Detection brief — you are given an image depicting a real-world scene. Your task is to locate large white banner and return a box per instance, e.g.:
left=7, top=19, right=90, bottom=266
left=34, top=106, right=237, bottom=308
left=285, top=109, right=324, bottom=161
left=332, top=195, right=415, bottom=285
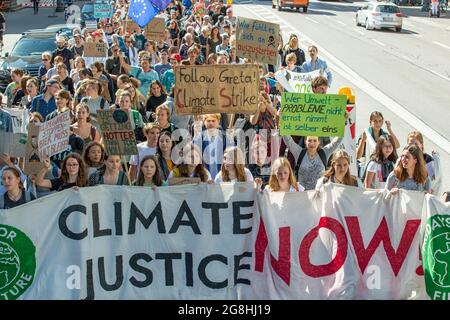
left=0, top=183, right=440, bottom=300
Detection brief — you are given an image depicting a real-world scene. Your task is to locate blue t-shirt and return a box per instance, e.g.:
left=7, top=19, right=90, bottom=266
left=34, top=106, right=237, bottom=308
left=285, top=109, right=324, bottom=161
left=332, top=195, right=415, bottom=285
left=129, top=66, right=160, bottom=98
left=154, top=63, right=171, bottom=80
left=30, top=94, right=57, bottom=119
left=161, top=69, right=175, bottom=94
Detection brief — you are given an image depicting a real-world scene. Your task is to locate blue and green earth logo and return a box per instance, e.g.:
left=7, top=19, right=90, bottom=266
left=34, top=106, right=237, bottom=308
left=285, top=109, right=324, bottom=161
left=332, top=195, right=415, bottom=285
left=422, top=215, right=450, bottom=300
left=0, top=225, right=36, bottom=300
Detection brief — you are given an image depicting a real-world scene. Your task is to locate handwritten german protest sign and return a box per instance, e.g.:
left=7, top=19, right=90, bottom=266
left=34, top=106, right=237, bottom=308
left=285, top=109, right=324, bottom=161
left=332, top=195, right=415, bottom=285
left=84, top=42, right=107, bottom=57
left=174, top=64, right=259, bottom=115
left=94, top=4, right=113, bottom=19
left=3, top=107, right=29, bottom=133
left=38, top=112, right=70, bottom=158
left=235, top=17, right=279, bottom=65
left=125, top=19, right=141, bottom=34
left=97, top=109, right=138, bottom=156
left=144, top=17, right=166, bottom=42
left=280, top=92, right=347, bottom=137
left=0, top=132, right=27, bottom=157
left=275, top=69, right=321, bottom=93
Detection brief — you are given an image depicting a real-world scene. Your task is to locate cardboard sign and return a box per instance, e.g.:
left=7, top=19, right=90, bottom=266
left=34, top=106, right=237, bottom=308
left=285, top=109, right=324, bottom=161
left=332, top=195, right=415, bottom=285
left=279, top=93, right=347, bottom=137
left=24, top=122, right=45, bottom=176
left=168, top=177, right=201, bottom=186
left=38, top=111, right=71, bottom=158
left=174, top=64, right=259, bottom=115
left=83, top=42, right=107, bottom=57
left=125, top=19, right=141, bottom=34
left=85, top=20, right=98, bottom=31
left=144, top=17, right=166, bottom=42
left=236, top=17, right=280, bottom=65
left=0, top=132, right=27, bottom=157
left=94, top=4, right=113, bottom=18
left=97, top=109, right=138, bottom=156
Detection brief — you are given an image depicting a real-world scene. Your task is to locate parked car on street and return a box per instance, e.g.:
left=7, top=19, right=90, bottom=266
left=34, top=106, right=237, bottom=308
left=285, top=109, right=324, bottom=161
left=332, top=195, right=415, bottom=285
left=0, top=31, right=57, bottom=93
left=356, top=2, right=403, bottom=32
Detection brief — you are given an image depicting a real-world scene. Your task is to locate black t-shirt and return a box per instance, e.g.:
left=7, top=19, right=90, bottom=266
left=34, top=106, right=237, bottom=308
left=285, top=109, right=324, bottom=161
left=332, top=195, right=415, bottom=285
left=2, top=192, right=36, bottom=209
left=145, top=94, right=167, bottom=113
left=105, top=56, right=130, bottom=76
left=61, top=76, right=75, bottom=95
left=52, top=48, right=75, bottom=72
left=50, top=178, right=77, bottom=192
left=51, top=134, right=85, bottom=168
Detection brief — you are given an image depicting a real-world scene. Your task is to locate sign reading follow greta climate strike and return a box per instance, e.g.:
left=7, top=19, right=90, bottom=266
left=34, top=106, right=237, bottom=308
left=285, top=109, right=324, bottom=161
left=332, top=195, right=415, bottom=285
left=1, top=184, right=448, bottom=300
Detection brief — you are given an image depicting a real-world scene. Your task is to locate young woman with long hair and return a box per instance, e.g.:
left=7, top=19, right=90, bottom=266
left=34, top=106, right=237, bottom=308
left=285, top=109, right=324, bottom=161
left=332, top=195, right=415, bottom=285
left=71, top=103, right=100, bottom=145
left=214, top=147, right=254, bottom=183
left=145, top=80, right=167, bottom=114
left=156, top=131, right=174, bottom=181
left=83, top=141, right=106, bottom=176
left=89, top=154, right=129, bottom=186
left=265, top=157, right=304, bottom=192
left=36, top=153, right=88, bottom=191
left=1, top=166, right=36, bottom=209
left=168, top=143, right=212, bottom=182
left=134, top=155, right=166, bottom=187
left=385, top=144, right=431, bottom=194
left=364, top=135, right=398, bottom=189
left=316, top=150, right=361, bottom=189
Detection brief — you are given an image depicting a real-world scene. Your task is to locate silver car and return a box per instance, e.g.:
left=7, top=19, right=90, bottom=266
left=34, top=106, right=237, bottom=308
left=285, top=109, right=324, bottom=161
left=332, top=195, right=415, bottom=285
left=356, top=2, right=403, bottom=32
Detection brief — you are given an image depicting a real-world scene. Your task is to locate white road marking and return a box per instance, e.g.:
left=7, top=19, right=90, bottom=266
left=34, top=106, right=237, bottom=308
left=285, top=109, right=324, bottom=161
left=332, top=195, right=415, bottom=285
left=336, top=20, right=346, bottom=26
left=398, top=54, right=414, bottom=64
left=432, top=41, right=450, bottom=50
left=412, top=34, right=423, bottom=38
left=429, top=69, right=450, bottom=82
left=371, top=39, right=386, bottom=47
left=245, top=4, right=450, bottom=153
left=305, top=17, right=319, bottom=24
left=353, top=28, right=365, bottom=35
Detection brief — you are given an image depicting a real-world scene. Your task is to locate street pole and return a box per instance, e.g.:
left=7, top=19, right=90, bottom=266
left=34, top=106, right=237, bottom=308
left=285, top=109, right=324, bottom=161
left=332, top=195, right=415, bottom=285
left=48, top=0, right=58, bottom=17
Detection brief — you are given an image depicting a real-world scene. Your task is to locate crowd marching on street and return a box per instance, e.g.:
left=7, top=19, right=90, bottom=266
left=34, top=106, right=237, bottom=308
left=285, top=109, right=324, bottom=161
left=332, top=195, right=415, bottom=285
left=0, top=0, right=448, bottom=211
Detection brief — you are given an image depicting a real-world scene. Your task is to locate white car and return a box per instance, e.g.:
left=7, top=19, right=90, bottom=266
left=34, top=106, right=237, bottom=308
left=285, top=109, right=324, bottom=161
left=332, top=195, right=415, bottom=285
left=356, top=2, right=403, bottom=32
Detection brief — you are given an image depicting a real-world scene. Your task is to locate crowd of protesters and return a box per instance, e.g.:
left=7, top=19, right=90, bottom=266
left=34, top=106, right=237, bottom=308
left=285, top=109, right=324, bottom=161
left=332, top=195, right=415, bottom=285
left=0, top=0, right=446, bottom=209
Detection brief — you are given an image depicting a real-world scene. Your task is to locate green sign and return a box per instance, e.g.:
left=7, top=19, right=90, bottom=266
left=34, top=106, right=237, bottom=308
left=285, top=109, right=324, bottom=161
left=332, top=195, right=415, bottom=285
left=94, top=4, right=113, bottom=18
left=279, top=92, right=347, bottom=137
left=0, top=224, right=36, bottom=300
left=422, top=214, right=450, bottom=300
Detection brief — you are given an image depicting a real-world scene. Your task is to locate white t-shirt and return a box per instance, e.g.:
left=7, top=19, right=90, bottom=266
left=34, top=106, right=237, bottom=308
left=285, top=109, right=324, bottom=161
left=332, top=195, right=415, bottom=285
left=129, top=142, right=157, bottom=170
left=214, top=168, right=254, bottom=183
left=264, top=182, right=305, bottom=192
left=366, top=161, right=386, bottom=189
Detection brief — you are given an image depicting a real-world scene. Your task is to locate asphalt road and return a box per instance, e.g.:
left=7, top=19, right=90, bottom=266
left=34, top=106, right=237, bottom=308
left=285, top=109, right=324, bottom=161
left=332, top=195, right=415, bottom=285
left=235, top=0, right=450, bottom=192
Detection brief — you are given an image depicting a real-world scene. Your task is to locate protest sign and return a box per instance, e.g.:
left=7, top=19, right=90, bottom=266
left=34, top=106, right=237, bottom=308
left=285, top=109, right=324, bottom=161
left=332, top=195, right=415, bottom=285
left=174, top=64, right=259, bottom=115
left=275, top=69, right=321, bottom=94
left=97, top=109, right=138, bottom=156
left=24, top=122, right=45, bottom=176
left=125, top=19, right=141, bottom=34
left=0, top=132, right=27, bottom=157
left=0, top=183, right=432, bottom=300
left=94, top=4, right=113, bottom=18
left=83, top=42, right=107, bottom=57
left=168, top=177, right=201, bottom=186
left=235, top=17, right=279, bottom=65
left=3, top=107, right=29, bottom=133
left=85, top=20, right=98, bottom=31
left=37, top=111, right=70, bottom=158
left=144, top=17, right=166, bottom=42
left=279, top=92, right=347, bottom=137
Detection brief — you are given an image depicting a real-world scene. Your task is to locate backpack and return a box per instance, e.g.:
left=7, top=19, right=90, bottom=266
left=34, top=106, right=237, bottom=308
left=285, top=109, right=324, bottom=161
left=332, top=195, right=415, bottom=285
left=0, top=190, right=32, bottom=209
left=294, top=148, right=327, bottom=178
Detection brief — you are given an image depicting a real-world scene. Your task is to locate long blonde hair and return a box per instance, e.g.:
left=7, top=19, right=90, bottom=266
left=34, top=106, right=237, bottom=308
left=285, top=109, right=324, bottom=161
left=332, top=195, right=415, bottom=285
left=268, top=157, right=297, bottom=191
left=323, top=150, right=358, bottom=186
left=221, top=147, right=247, bottom=182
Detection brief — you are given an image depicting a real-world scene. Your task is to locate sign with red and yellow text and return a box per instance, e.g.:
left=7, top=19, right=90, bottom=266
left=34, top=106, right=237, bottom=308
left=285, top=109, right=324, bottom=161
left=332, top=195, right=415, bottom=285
left=174, top=64, right=259, bottom=115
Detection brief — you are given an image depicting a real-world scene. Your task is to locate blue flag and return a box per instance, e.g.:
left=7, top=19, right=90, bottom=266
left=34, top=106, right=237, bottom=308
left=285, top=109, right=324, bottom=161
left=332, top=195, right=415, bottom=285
left=128, top=0, right=160, bottom=28
left=150, top=0, right=172, bottom=11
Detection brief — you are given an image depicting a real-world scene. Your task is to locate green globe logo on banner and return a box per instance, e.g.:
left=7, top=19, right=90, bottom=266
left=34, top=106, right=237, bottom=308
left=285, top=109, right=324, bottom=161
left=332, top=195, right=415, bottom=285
left=422, top=215, right=450, bottom=300
left=0, top=225, right=36, bottom=300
